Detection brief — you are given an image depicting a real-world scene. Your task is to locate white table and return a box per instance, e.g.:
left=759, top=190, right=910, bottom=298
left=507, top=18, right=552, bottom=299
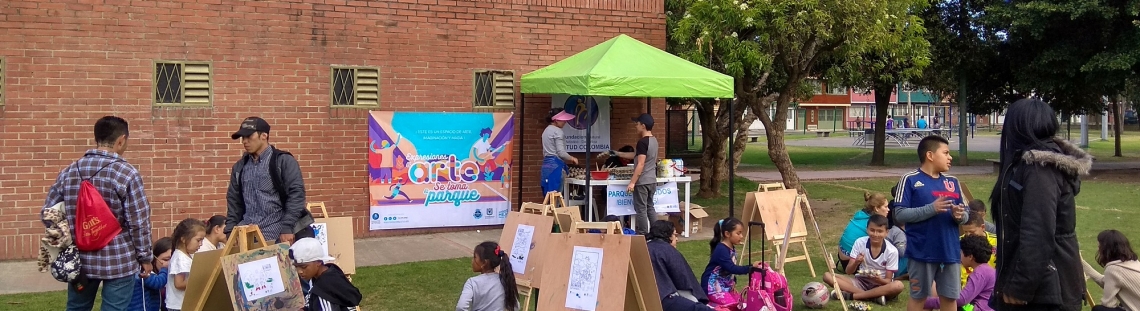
left=563, top=176, right=695, bottom=237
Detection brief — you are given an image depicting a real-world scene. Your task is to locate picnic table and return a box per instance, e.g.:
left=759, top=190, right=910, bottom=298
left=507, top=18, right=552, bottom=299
left=852, top=128, right=952, bottom=147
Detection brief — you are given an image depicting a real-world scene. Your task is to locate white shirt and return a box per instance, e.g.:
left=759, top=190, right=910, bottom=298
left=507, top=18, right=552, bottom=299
left=473, top=139, right=492, bottom=155
left=848, top=236, right=899, bottom=275
left=196, top=241, right=223, bottom=253
left=166, top=249, right=193, bottom=310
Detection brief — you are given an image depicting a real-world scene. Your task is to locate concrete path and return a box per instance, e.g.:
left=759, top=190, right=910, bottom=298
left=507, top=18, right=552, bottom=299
left=783, top=134, right=1003, bottom=152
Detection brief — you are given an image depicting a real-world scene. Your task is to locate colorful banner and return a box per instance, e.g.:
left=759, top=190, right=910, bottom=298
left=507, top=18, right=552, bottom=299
left=604, top=182, right=681, bottom=216
left=551, top=95, right=611, bottom=152
left=367, top=111, right=514, bottom=230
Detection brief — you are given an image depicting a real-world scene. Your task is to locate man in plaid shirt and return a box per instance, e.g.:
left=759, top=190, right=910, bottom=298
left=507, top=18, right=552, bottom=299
left=42, top=116, right=153, bottom=311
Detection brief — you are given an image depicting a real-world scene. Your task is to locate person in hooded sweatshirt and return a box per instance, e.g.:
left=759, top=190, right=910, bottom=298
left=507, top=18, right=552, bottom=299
left=290, top=238, right=362, bottom=311
left=646, top=220, right=715, bottom=311
left=1082, top=230, right=1140, bottom=311
left=989, top=98, right=1091, bottom=311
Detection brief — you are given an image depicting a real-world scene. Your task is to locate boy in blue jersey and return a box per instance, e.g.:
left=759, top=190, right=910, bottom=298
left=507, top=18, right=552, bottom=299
left=893, top=135, right=969, bottom=311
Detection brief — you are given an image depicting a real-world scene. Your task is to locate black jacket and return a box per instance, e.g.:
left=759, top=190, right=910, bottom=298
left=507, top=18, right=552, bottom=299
left=647, top=239, right=710, bottom=303
left=991, top=138, right=1091, bottom=311
left=225, top=146, right=314, bottom=236
left=307, top=264, right=362, bottom=311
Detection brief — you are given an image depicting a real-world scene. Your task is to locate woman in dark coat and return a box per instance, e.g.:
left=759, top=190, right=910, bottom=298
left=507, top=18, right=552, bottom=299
left=989, top=98, right=1092, bottom=311
left=646, top=220, right=714, bottom=311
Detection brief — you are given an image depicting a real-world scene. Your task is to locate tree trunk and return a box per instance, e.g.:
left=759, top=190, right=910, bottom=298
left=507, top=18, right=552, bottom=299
left=1114, top=99, right=1124, bottom=157
left=699, top=132, right=728, bottom=198
left=753, top=91, right=803, bottom=193
left=731, top=111, right=758, bottom=173
left=870, top=84, right=893, bottom=166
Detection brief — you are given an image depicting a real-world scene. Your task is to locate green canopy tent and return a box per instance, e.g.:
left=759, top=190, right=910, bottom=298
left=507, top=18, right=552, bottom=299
left=516, top=34, right=743, bottom=218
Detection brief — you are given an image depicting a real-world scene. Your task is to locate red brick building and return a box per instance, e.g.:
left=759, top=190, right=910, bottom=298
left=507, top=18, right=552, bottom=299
left=0, top=0, right=666, bottom=260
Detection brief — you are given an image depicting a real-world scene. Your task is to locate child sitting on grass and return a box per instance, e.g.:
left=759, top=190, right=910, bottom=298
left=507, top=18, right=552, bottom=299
left=291, top=238, right=362, bottom=311
left=925, top=235, right=995, bottom=311
left=966, top=199, right=997, bottom=234
left=823, top=214, right=904, bottom=306
left=837, top=192, right=891, bottom=272
left=1082, top=229, right=1140, bottom=311
left=701, top=218, right=763, bottom=310
left=959, top=208, right=997, bottom=287
left=456, top=241, right=519, bottom=311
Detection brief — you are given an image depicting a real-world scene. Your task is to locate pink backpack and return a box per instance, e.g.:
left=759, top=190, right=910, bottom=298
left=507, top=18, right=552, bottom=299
left=741, top=221, right=793, bottom=311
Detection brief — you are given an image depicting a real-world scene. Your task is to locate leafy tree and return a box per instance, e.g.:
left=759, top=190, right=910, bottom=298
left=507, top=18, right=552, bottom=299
left=671, top=0, right=932, bottom=192
left=823, top=0, right=932, bottom=166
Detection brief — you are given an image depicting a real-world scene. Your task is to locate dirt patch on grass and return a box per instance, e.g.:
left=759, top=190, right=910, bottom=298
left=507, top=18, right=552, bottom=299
left=1087, top=169, right=1140, bottom=183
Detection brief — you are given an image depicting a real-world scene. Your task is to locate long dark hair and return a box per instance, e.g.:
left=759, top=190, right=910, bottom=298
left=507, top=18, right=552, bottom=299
left=991, top=98, right=1059, bottom=207
left=171, top=218, right=206, bottom=251
left=206, top=215, right=226, bottom=234
left=152, top=237, right=173, bottom=270
left=1096, top=230, right=1138, bottom=267
left=710, top=217, right=743, bottom=252
left=475, top=241, right=518, bottom=311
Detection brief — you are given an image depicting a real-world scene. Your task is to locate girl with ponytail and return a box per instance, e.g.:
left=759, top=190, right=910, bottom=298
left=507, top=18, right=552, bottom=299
left=457, top=241, right=520, bottom=311
left=700, top=217, right=760, bottom=310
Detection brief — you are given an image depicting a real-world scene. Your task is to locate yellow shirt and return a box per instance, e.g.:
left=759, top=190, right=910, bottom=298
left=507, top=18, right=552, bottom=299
left=960, top=232, right=998, bottom=287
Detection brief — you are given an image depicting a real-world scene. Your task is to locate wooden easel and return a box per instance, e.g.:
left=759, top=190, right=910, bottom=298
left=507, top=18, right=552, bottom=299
left=560, top=224, right=657, bottom=311
left=570, top=221, right=622, bottom=234
left=306, top=202, right=329, bottom=218
left=183, top=225, right=270, bottom=311
left=741, top=183, right=848, bottom=311
left=517, top=279, right=537, bottom=311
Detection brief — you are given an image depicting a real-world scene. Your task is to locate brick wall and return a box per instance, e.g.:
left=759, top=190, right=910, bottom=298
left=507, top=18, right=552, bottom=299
left=0, top=0, right=665, bottom=260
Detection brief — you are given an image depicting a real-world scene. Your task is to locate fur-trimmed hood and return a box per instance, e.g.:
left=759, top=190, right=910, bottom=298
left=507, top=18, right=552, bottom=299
left=1020, top=137, right=1093, bottom=176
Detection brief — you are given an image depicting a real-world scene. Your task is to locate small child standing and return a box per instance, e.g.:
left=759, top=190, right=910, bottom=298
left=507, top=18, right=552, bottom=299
left=701, top=218, right=762, bottom=310
left=924, top=235, right=995, bottom=311
left=456, top=241, right=519, bottom=311
left=198, top=215, right=227, bottom=252
left=290, top=238, right=362, bottom=311
left=894, top=136, right=968, bottom=311
left=167, top=219, right=206, bottom=311
left=823, top=215, right=904, bottom=305
left=130, top=237, right=173, bottom=311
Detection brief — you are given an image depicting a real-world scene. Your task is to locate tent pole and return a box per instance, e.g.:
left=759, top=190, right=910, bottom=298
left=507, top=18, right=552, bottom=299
left=516, top=93, right=525, bottom=210
left=646, top=97, right=651, bottom=112
left=728, top=98, right=735, bottom=218
left=584, top=96, right=593, bottom=221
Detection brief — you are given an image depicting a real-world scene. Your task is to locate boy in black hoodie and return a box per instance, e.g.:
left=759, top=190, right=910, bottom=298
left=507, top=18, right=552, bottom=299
left=290, top=238, right=363, bottom=311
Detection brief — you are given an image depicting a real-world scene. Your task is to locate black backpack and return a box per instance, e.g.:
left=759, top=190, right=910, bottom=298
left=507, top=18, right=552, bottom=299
left=265, top=148, right=313, bottom=223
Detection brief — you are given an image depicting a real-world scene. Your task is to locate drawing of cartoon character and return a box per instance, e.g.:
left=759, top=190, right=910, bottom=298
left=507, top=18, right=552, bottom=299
left=370, top=133, right=403, bottom=184
left=384, top=178, right=412, bottom=202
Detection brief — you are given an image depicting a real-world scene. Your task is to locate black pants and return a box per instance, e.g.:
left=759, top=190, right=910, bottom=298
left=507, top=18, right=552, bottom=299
left=662, top=295, right=714, bottom=311
left=1092, top=306, right=1126, bottom=311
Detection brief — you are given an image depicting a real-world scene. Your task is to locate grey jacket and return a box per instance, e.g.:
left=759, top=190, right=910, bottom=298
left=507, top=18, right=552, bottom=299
left=225, top=146, right=314, bottom=236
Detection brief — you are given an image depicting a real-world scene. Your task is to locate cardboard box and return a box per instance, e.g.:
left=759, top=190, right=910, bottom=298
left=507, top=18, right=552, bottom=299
left=668, top=204, right=709, bottom=234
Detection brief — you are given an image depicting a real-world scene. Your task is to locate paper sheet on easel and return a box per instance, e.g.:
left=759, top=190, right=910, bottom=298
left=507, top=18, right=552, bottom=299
left=236, top=257, right=286, bottom=301
left=510, top=224, right=535, bottom=274
left=566, top=246, right=604, bottom=310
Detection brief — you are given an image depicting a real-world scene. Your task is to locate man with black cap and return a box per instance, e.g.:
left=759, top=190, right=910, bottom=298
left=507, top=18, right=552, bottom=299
left=225, top=117, right=315, bottom=245
left=605, top=113, right=659, bottom=234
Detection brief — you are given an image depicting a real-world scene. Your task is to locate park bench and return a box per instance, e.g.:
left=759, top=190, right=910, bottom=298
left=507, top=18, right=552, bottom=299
left=986, top=159, right=1001, bottom=173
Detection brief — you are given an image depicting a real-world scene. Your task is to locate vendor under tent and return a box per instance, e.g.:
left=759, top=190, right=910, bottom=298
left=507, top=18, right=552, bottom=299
left=516, top=34, right=737, bottom=236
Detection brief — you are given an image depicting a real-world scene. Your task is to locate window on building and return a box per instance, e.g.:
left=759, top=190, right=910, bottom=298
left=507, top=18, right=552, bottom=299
left=807, top=79, right=823, bottom=95
left=473, top=70, right=515, bottom=108
left=331, top=67, right=380, bottom=107
left=154, top=61, right=211, bottom=106
left=827, top=82, right=847, bottom=95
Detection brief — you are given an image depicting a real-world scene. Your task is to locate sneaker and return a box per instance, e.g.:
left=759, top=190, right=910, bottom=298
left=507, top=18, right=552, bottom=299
left=831, top=290, right=853, bottom=301
left=873, top=296, right=887, bottom=306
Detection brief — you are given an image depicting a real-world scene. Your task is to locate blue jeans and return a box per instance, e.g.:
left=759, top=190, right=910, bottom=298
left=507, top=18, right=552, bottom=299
left=67, top=275, right=136, bottom=311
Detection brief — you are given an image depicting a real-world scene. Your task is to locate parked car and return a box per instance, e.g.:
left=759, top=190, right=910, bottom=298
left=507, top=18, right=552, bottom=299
left=1125, top=110, right=1138, bottom=125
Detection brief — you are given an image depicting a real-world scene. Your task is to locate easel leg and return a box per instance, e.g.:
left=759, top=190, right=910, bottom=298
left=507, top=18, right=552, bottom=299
left=800, top=196, right=848, bottom=311
left=800, top=240, right=816, bottom=277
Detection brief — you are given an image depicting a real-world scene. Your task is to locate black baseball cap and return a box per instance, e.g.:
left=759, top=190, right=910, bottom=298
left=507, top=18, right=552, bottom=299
left=631, top=113, right=654, bottom=128
left=231, top=117, right=270, bottom=139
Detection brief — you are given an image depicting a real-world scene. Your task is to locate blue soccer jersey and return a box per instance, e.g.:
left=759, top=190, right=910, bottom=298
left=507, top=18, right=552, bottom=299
left=893, top=169, right=964, bottom=263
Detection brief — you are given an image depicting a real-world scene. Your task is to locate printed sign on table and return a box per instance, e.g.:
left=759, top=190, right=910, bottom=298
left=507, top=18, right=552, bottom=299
left=605, top=182, right=681, bottom=216
left=367, top=112, right=515, bottom=230
left=551, top=95, right=611, bottom=152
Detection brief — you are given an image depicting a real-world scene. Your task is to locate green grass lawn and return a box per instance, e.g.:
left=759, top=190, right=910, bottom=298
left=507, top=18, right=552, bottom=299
left=8, top=173, right=1136, bottom=311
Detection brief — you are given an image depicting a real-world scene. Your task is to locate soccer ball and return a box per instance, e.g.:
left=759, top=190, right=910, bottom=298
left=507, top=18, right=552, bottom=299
left=801, top=282, right=830, bottom=309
